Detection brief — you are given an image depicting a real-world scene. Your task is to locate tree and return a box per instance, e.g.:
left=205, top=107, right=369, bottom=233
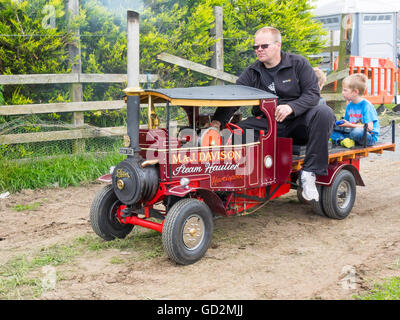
left=0, top=0, right=327, bottom=98
left=0, top=0, right=129, bottom=127
left=0, top=0, right=73, bottom=104
left=140, top=1, right=216, bottom=88
left=211, top=0, right=327, bottom=74
left=139, top=0, right=327, bottom=87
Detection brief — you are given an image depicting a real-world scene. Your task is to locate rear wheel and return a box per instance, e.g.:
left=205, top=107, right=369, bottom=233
left=90, top=184, right=134, bottom=241
left=162, top=198, right=213, bottom=265
left=297, top=184, right=327, bottom=217
left=310, top=185, right=327, bottom=217
left=322, top=169, right=356, bottom=220
left=296, top=187, right=307, bottom=204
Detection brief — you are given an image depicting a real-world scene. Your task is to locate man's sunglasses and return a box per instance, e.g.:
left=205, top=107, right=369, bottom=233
left=253, top=43, right=274, bottom=50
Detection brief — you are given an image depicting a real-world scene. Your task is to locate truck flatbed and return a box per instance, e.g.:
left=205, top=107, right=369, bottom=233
left=292, top=140, right=396, bottom=172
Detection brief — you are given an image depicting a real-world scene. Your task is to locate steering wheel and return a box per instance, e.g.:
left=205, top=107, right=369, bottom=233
left=225, top=122, right=243, bottom=135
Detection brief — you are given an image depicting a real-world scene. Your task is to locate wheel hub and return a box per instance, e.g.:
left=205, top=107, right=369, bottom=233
left=337, top=181, right=351, bottom=209
left=182, top=215, right=205, bottom=250
left=189, top=228, right=197, bottom=237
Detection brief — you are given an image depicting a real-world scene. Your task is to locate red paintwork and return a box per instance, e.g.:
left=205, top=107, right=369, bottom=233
left=138, top=98, right=283, bottom=192
left=117, top=204, right=126, bottom=221
left=117, top=204, right=164, bottom=232
left=105, top=96, right=369, bottom=233
left=316, top=159, right=364, bottom=187
left=226, top=183, right=291, bottom=216
left=123, top=215, right=164, bottom=233
left=98, top=173, right=112, bottom=183
left=106, top=98, right=303, bottom=229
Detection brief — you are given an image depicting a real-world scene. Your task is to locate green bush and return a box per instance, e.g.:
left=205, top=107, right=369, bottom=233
left=0, top=85, right=5, bottom=105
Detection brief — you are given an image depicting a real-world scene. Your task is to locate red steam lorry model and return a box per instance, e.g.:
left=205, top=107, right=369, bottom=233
left=90, top=85, right=396, bottom=265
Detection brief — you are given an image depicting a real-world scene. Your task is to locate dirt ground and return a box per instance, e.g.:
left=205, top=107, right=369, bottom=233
left=1, top=130, right=400, bottom=300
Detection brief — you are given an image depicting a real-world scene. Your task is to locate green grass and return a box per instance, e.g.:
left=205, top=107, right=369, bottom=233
left=0, top=243, right=82, bottom=299
left=0, top=229, right=163, bottom=299
left=109, top=256, right=125, bottom=264
left=76, top=230, right=163, bottom=259
left=356, top=277, right=400, bottom=300
left=0, top=152, right=125, bottom=193
left=13, top=201, right=43, bottom=212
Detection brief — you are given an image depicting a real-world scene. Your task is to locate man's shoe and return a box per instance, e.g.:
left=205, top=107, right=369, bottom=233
left=300, top=170, right=319, bottom=202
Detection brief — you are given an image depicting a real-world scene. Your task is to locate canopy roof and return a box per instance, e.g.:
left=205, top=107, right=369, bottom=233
left=124, top=85, right=277, bottom=107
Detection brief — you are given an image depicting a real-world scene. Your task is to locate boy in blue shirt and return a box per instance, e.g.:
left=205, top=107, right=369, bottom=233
left=331, top=73, right=380, bottom=146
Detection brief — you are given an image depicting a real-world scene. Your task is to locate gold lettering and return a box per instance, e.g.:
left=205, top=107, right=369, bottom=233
left=172, top=149, right=242, bottom=165
left=211, top=151, right=218, bottom=161
left=234, top=150, right=241, bottom=160
left=220, top=150, right=226, bottom=160
left=172, top=154, right=181, bottom=164
left=116, top=169, right=130, bottom=179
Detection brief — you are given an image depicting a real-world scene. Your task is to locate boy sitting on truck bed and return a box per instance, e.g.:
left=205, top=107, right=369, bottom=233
left=331, top=73, right=380, bottom=147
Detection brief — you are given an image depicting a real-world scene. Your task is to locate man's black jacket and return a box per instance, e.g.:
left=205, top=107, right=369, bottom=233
left=212, top=51, right=321, bottom=125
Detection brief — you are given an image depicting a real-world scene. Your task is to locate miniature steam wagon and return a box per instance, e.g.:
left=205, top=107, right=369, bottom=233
left=90, top=85, right=395, bottom=265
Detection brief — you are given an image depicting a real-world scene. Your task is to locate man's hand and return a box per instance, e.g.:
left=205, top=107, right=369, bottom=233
left=275, top=104, right=293, bottom=122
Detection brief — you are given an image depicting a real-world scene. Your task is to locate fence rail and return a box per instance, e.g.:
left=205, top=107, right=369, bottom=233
left=0, top=100, right=126, bottom=116
left=0, top=126, right=126, bottom=145
left=0, top=72, right=158, bottom=146
left=158, top=52, right=238, bottom=83
left=0, top=73, right=159, bottom=85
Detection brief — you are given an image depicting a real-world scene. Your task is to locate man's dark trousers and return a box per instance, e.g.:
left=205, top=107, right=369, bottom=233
left=235, top=104, right=335, bottom=176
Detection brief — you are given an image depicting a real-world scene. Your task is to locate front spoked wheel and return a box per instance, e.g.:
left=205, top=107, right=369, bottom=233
left=162, top=198, right=213, bottom=265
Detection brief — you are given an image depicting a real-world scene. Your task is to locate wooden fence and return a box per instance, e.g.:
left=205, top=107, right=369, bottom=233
left=0, top=73, right=158, bottom=146
left=0, top=6, right=154, bottom=148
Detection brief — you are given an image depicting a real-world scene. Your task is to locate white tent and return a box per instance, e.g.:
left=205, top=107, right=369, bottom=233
left=312, top=0, right=400, bottom=15
left=311, top=0, right=398, bottom=64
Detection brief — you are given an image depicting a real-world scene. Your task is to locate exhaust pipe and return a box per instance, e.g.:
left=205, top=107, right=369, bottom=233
left=111, top=10, right=159, bottom=207
left=126, top=95, right=141, bottom=153
left=126, top=10, right=141, bottom=154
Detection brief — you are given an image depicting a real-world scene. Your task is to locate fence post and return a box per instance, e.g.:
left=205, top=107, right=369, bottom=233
left=334, top=13, right=353, bottom=113
left=211, top=6, right=224, bottom=86
left=67, top=0, right=85, bottom=153
left=330, top=30, right=335, bottom=72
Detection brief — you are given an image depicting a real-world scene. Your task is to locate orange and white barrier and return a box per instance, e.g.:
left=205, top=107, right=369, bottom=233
left=334, top=56, right=397, bottom=104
